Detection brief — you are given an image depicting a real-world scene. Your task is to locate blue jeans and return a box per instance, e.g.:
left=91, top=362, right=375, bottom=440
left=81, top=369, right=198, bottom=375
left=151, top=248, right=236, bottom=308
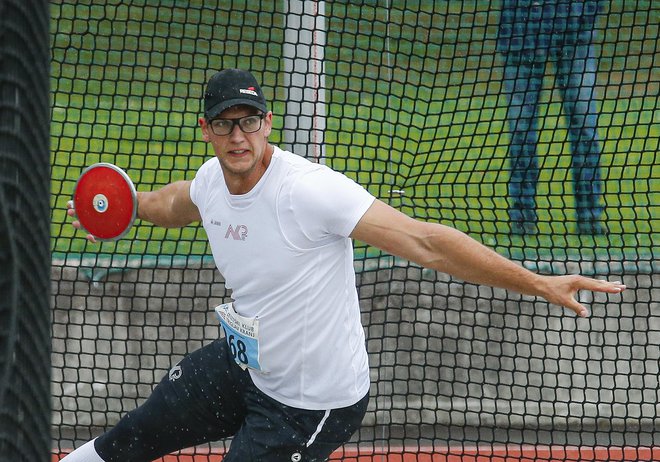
left=502, top=35, right=604, bottom=224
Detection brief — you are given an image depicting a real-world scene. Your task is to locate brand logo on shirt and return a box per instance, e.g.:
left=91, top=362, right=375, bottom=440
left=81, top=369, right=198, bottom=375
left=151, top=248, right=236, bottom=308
left=225, top=224, right=248, bottom=241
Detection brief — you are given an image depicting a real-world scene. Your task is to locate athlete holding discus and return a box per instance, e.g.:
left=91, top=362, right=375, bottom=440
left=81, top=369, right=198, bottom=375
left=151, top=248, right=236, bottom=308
left=63, top=69, right=625, bottom=462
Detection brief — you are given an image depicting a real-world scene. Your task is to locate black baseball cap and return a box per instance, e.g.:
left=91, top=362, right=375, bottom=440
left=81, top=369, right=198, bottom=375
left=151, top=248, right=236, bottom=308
left=203, top=69, right=267, bottom=119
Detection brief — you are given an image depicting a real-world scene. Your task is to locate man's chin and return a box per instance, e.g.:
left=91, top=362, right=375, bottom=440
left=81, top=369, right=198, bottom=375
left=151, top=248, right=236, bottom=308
left=218, top=157, right=256, bottom=176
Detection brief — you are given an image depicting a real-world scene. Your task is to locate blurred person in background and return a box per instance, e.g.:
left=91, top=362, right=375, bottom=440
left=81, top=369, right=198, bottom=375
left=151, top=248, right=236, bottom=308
left=498, top=0, right=606, bottom=235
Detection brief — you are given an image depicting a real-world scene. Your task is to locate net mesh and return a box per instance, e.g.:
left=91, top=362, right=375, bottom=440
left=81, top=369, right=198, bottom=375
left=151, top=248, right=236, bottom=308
left=0, top=0, right=51, bottom=459
left=50, top=1, right=658, bottom=459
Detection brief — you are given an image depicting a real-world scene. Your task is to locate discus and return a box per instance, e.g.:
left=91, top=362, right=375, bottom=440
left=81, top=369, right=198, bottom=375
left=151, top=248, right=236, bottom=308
left=72, top=163, right=137, bottom=241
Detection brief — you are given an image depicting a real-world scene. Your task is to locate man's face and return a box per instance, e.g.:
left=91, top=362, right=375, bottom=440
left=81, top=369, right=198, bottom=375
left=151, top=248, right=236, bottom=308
left=200, top=105, right=272, bottom=179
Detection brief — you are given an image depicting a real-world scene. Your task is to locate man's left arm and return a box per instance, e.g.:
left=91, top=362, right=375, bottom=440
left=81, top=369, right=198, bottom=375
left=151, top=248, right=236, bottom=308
left=350, top=199, right=625, bottom=317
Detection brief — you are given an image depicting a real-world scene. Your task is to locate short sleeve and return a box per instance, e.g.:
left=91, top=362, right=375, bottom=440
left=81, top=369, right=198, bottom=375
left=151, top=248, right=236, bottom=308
left=284, top=166, right=375, bottom=244
left=189, top=157, right=217, bottom=211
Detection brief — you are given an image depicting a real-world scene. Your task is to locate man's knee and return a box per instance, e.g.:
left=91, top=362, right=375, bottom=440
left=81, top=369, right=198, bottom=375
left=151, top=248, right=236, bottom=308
left=95, top=404, right=162, bottom=462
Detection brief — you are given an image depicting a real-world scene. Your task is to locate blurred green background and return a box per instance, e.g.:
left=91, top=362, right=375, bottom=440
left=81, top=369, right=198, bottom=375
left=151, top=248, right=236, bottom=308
left=50, top=1, right=658, bottom=271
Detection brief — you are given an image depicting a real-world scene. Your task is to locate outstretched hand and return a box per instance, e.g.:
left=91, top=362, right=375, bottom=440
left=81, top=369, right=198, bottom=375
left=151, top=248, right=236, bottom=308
left=66, top=200, right=98, bottom=244
left=539, top=275, right=626, bottom=318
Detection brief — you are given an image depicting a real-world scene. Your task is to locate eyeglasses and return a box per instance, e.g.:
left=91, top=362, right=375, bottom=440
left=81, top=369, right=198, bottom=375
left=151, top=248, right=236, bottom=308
left=208, top=114, right=265, bottom=136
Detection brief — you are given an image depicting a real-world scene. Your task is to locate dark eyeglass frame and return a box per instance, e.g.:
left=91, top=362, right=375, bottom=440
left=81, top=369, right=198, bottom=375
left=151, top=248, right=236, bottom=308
left=208, top=113, right=266, bottom=136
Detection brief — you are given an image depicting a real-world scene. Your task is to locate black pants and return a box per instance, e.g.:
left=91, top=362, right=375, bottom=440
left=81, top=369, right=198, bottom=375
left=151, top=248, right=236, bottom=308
left=95, top=339, right=369, bottom=462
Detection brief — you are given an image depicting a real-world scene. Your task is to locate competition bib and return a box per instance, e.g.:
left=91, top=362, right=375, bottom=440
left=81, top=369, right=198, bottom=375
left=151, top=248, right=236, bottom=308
left=214, top=303, right=262, bottom=371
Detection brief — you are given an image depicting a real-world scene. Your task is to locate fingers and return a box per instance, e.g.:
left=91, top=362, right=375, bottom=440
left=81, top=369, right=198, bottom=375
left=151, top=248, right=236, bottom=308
left=568, top=277, right=626, bottom=318
left=594, top=279, right=626, bottom=293
left=67, top=201, right=78, bottom=221
left=66, top=199, right=98, bottom=244
left=567, top=299, right=589, bottom=318
left=543, top=275, right=626, bottom=318
left=576, top=276, right=626, bottom=295
left=556, top=285, right=589, bottom=317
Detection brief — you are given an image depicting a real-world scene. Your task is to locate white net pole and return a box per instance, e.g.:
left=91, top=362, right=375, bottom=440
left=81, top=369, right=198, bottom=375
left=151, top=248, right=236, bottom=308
left=283, top=0, right=326, bottom=162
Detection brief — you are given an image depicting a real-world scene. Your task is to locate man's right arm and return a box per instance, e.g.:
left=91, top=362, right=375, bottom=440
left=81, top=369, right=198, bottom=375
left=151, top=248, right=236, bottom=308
left=137, top=180, right=201, bottom=228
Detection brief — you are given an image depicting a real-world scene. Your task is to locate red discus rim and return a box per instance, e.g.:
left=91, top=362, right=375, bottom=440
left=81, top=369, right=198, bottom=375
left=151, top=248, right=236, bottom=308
left=73, top=163, right=137, bottom=241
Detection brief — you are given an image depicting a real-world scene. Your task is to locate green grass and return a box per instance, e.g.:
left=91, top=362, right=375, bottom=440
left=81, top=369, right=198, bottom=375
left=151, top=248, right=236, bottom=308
left=50, top=1, right=658, bottom=269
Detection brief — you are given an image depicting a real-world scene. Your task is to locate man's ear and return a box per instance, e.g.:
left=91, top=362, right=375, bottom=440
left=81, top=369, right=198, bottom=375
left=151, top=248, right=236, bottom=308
left=263, top=111, right=273, bottom=137
left=199, top=117, right=211, bottom=142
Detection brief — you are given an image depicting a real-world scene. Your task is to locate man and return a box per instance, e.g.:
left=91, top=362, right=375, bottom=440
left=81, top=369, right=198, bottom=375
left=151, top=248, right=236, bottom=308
left=498, top=0, right=605, bottom=234
left=63, top=69, right=624, bottom=461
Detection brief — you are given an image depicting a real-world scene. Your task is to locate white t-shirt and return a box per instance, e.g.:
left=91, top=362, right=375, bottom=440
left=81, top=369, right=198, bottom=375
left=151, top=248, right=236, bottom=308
left=189, top=146, right=376, bottom=410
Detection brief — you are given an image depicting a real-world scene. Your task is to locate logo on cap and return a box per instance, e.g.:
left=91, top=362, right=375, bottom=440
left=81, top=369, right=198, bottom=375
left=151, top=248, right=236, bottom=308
left=204, top=70, right=267, bottom=118
left=240, top=87, right=259, bottom=97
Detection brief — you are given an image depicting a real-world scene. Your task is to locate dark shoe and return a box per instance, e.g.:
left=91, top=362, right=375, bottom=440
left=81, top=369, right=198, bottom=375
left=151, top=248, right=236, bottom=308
left=577, top=220, right=607, bottom=235
left=510, top=221, right=538, bottom=235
